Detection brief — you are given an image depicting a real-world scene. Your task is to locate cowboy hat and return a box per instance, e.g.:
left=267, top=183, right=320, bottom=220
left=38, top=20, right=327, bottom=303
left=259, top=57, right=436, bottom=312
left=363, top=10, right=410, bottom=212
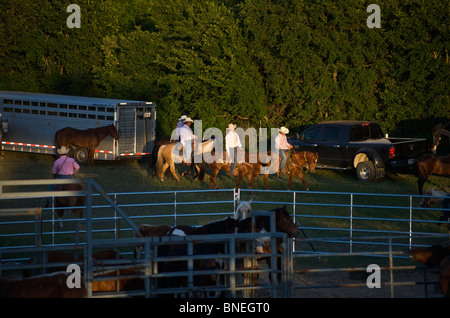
left=57, top=146, right=70, bottom=155
left=183, top=117, right=194, bottom=123
left=227, top=123, right=237, bottom=130
left=178, top=115, right=187, bottom=121
left=279, top=126, right=289, bottom=134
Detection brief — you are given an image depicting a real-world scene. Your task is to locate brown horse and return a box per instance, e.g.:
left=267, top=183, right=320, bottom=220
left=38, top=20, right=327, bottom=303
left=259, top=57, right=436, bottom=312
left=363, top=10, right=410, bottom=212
left=155, top=140, right=214, bottom=181
left=237, top=205, right=299, bottom=288
left=198, top=153, right=257, bottom=190
left=0, top=272, right=87, bottom=298
left=53, top=181, right=86, bottom=229
left=287, top=151, right=319, bottom=190
left=55, top=125, right=119, bottom=166
left=409, top=244, right=450, bottom=298
left=198, top=152, right=269, bottom=190
left=416, top=154, right=450, bottom=194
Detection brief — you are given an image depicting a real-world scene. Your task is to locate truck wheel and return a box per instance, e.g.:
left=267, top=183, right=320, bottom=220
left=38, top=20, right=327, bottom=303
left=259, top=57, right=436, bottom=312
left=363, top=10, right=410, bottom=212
left=356, top=161, right=375, bottom=182
left=74, top=147, right=89, bottom=166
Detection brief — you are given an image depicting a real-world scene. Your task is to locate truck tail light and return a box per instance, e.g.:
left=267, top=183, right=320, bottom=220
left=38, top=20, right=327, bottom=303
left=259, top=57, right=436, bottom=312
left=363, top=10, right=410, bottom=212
left=389, top=146, right=396, bottom=159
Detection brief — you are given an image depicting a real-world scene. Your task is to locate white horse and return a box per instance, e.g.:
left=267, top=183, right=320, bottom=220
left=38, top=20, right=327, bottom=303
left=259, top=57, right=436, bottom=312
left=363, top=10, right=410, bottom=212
left=234, top=199, right=252, bottom=221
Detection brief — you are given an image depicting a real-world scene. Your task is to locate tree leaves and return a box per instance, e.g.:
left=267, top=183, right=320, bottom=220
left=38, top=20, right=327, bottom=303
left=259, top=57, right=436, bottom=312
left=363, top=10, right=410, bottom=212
left=0, top=0, right=448, bottom=138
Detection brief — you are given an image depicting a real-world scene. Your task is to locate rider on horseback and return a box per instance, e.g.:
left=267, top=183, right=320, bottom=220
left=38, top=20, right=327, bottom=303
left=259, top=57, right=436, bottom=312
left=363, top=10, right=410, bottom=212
left=225, top=123, right=243, bottom=176
left=178, top=117, right=197, bottom=164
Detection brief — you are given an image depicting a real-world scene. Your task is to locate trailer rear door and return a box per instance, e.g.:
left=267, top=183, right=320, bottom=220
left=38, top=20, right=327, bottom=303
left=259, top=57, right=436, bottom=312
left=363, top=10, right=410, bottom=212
left=117, top=104, right=155, bottom=157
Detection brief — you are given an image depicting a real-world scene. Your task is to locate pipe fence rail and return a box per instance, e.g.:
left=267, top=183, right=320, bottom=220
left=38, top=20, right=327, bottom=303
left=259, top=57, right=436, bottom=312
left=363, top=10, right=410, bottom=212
left=0, top=179, right=449, bottom=298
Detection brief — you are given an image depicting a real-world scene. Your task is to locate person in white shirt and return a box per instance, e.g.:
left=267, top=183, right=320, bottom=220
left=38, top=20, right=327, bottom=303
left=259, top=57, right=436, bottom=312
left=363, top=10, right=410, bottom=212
left=274, top=126, right=293, bottom=174
left=225, top=123, right=243, bottom=176
left=173, top=115, right=187, bottom=141
left=179, top=117, right=196, bottom=163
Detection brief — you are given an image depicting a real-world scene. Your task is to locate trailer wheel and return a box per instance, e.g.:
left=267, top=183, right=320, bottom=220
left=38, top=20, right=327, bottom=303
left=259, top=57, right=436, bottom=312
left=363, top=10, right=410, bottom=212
left=74, top=147, right=89, bottom=166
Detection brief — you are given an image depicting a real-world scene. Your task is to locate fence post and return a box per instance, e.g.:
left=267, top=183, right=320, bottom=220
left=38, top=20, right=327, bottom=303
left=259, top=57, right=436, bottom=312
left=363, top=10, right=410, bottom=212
left=409, top=195, right=413, bottom=249
left=174, top=191, right=177, bottom=226
left=85, top=179, right=93, bottom=298
left=389, top=237, right=394, bottom=298
left=114, top=194, right=119, bottom=240
left=51, top=197, right=55, bottom=246
left=293, top=191, right=296, bottom=251
left=350, top=193, right=353, bottom=253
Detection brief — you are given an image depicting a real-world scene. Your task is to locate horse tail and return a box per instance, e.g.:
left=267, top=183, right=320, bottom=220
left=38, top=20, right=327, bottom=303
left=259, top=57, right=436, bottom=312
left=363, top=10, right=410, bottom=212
left=54, top=130, right=61, bottom=153
left=155, top=145, right=166, bottom=179
left=151, top=144, right=161, bottom=175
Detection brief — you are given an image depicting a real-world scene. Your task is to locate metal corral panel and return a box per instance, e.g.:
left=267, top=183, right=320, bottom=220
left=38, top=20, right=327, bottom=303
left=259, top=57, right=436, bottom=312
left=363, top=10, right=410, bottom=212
left=0, top=91, right=156, bottom=160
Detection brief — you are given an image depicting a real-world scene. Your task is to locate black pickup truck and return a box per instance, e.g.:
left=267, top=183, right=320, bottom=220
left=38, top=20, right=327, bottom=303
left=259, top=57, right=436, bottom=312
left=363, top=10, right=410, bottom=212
left=288, top=121, right=428, bottom=181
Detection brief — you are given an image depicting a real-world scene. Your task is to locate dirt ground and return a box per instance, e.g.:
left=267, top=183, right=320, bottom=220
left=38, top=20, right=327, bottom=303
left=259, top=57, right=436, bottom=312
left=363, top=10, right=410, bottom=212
left=255, top=264, right=443, bottom=298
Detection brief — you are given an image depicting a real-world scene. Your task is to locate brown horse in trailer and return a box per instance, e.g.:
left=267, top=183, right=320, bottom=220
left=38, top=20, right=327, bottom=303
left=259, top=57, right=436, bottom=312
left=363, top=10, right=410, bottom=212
left=416, top=154, right=450, bottom=194
left=55, top=125, right=119, bottom=166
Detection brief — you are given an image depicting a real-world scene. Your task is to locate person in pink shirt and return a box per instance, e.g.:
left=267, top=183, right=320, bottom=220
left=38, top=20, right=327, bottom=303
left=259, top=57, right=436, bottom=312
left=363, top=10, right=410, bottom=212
left=52, top=146, right=80, bottom=179
left=47, top=146, right=80, bottom=205
left=274, top=126, right=293, bottom=174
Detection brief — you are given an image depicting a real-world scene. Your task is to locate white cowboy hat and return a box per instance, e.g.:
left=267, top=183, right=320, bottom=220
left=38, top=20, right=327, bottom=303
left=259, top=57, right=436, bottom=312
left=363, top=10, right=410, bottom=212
left=183, top=117, right=194, bottom=123
left=57, top=146, right=70, bottom=155
left=178, top=115, right=187, bottom=121
left=279, top=126, right=289, bottom=134
left=227, top=123, right=237, bottom=130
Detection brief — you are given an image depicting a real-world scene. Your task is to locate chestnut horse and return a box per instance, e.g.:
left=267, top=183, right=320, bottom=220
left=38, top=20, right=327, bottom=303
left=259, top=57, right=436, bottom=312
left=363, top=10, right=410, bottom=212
left=155, top=140, right=214, bottom=181
left=55, top=125, right=119, bottom=166
left=416, top=154, right=450, bottom=195
left=287, top=151, right=319, bottom=190
left=198, top=152, right=268, bottom=190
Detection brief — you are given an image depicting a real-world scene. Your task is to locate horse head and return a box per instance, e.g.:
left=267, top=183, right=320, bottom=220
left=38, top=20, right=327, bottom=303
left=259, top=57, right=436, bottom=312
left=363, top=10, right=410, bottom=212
left=274, top=205, right=299, bottom=238
left=235, top=199, right=252, bottom=221
left=109, top=125, right=119, bottom=140
left=304, top=152, right=318, bottom=173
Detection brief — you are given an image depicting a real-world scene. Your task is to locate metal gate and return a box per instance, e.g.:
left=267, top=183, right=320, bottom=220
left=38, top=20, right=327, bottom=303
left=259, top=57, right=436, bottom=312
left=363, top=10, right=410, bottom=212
left=118, top=105, right=155, bottom=157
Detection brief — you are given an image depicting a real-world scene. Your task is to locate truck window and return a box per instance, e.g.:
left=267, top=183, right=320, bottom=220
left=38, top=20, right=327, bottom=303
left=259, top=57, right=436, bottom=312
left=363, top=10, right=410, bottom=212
left=350, top=124, right=384, bottom=141
left=319, top=127, right=341, bottom=142
left=350, top=126, right=369, bottom=141
left=302, top=127, right=321, bottom=142
left=370, top=124, right=384, bottom=139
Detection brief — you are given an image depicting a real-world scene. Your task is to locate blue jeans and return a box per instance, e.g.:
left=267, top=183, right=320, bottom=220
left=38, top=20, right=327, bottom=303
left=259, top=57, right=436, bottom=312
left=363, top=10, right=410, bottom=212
left=279, top=149, right=288, bottom=171
left=49, top=174, right=74, bottom=191
left=229, top=147, right=238, bottom=172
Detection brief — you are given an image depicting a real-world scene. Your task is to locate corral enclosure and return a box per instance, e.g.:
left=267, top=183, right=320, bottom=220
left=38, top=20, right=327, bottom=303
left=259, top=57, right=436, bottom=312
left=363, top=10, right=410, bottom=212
left=1, top=178, right=449, bottom=298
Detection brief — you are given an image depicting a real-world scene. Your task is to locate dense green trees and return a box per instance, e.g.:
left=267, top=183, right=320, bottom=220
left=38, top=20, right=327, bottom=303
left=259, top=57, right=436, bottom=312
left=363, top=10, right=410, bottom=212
left=0, top=0, right=448, bottom=138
